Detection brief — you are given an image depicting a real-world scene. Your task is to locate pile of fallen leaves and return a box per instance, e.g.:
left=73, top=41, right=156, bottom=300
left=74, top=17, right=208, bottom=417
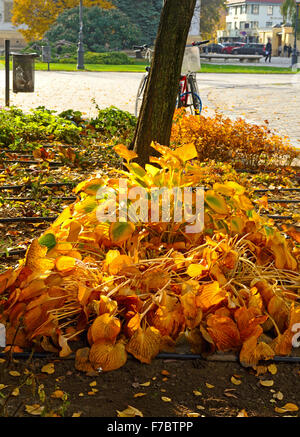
left=0, top=143, right=299, bottom=374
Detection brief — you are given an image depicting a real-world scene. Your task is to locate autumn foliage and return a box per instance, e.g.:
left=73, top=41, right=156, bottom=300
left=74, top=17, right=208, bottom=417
left=0, top=143, right=299, bottom=373
left=171, top=109, right=300, bottom=170
left=12, top=0, right=114, bottom=41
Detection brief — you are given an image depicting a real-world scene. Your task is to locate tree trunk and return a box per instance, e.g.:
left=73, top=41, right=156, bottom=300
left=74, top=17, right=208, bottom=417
left=132, top=0, right=197, bottom=167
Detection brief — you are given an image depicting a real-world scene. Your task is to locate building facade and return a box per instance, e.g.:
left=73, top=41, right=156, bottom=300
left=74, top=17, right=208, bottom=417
left=218, top=0, right=284, bottom=42
left=0, top=0, right=26, bottom=51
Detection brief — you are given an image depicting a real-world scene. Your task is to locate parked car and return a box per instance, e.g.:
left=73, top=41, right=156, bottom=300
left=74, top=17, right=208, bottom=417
left=232, top=43, right=266, bottom=56
left=221, top=42, right=245, bottom=54
left=203, top=43, right=224, bottom=54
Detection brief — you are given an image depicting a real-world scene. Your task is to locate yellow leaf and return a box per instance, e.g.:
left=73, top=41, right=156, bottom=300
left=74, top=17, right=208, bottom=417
left=0, top=384, right=8, bottom=390
left=186, top=264, right=206, bottom=278
left=273, top=391, right=284, bottom=401
left=55, top=256, right=76, bottom=272
left=109, top=222, right=135, bottom=244
left=187, top=412, right=201, bottom=417
left=173, top=144, right=197, bottom=162
left=117, top=405, right=143, bottom=417
left=161, top=397, right=172, bottom=402
left=193, top=390, right=202, bottom=396
left=259, top=380, right=274, bottom=387
left=140, top=381, right=151, bottom=387
left=134, top=393, right=147, bottom=398
left=9, top=371, right=20, bottom=377
left=282, top=403, right=299, bottom=412
left=113, top=144, right=138, bottom=162
left=231, top=376, right=242, bottom=386
left=237, top=409, right=248, bottom=417
left=41, top=363, right=55, bottom=374
left=51, top=390, right=65, bottom=399
left=268, top=364, right=277, bottom=375
left=274, top=407, right=287, bottom=413
left=206, top=383, right=214, bottom=389
left=89, top=381, right=97, bottom=387
left=12, top=387, right=20, bottom=396
left=205, top=190, right=229, bottom=214
left=72, top=412, right=82, bottom=417
left=25, top=404, right=44, bottom=416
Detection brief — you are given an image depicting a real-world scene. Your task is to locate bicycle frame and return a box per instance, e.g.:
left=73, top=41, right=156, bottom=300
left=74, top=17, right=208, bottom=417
left=179, top=75, right=189, bottom=106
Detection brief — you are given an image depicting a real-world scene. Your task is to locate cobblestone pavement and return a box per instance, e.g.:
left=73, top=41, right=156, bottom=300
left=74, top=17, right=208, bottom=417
left=0, top=70, right=299, bottom=147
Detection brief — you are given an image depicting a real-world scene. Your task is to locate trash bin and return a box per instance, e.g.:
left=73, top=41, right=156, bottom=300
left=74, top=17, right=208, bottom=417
left=11, top=52, right=39, bottom=93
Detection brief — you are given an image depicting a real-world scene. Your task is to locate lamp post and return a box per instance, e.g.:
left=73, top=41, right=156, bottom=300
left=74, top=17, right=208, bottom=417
left=292, top=0, right=300, bottom=67
left=77, top=0, right=84, bottom=70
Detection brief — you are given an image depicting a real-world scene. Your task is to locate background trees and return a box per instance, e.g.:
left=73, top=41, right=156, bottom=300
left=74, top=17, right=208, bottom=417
left=45, top=6, right=142, bottom=52
left=12, top=0, right=114, bottom=41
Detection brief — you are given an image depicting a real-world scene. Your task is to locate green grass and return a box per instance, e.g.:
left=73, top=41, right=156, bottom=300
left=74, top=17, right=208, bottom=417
left=199, top=63, right=296, bottom=74
left=0, top=60, right=147, bottom=72
left=0, top=60, right=297, bottom=74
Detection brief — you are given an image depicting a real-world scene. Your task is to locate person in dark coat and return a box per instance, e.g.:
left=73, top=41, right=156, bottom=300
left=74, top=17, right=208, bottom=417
left=265, top=38, right=272, bottom=62
left=288, top=44, right=292, bottom=58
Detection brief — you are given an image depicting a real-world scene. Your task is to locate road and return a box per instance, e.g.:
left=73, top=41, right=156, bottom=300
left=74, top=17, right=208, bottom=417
left=0, top=70, right=299, bottom=148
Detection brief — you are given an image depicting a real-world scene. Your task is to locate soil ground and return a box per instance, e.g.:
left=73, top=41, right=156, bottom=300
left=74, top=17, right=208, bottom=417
left=0, top=346, right=300, bottom=419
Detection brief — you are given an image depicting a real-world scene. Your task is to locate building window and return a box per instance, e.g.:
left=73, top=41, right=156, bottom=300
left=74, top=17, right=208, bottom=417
left=242, top=5, right=246, bottom=14
left=235, top=6, right=238, bottom=15
left=240, top=22, right=245, bottom=29
left=250, top=21, right=259, bottom=29
left=245, top=23, right=250, bottom=29
left=251, top=5, right=259, bottom=14
left=227, top=22, right=232, bottom=30
left=4, top=2, right=13, bottom=23
left=234, top=21, right=238, bottom=30
left=267, top=5, right=273, bottom=15
left=266, top=22, right=273, bottom=27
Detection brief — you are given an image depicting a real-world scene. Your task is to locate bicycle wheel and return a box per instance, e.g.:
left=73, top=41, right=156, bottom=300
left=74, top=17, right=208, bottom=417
left=176, top=92, right=202, bottom=116
left=188, top=74, right=202, bottom=115
left=135, top=73, right=148, bottom=117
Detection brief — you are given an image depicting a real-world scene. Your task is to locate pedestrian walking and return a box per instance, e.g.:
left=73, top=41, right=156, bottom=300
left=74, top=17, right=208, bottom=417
left=284, top=44, right=288, bottom=57
left=278, top=45, right=282, bottom=57
left=265, top=38, right=272, bottom=62
left=288, top=44, right=292, bottom=58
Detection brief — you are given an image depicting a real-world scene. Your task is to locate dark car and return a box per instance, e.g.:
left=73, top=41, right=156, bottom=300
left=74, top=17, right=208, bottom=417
left=221, top=42, right=245, bottom=54
left=232, top=43, right=266, bottom=55
left=203, top=43, right=224, bottom=54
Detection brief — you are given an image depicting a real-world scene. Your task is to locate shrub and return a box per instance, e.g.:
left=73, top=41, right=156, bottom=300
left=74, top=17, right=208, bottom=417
left=90, top=106, right=137, bottom=143
left=0, top=107, right=81, bottom=148
left=171, top=110, right=300, bottom=170
left=84, top=51, right=134, bottom=65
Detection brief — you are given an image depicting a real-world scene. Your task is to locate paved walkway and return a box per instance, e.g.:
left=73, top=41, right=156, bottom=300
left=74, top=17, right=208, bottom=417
left=0, top=70, right=299, bottom=148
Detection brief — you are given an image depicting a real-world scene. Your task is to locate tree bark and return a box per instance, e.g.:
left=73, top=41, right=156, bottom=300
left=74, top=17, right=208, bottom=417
left=132, top=0, right=197, bottom=167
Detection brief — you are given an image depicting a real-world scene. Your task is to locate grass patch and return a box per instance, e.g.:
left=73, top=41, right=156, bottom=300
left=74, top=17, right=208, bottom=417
left=0, top=60, right=148, bottom=72
left=0, top=60, right=296, bottom=74
left=199, top=63, right=296, bottom=74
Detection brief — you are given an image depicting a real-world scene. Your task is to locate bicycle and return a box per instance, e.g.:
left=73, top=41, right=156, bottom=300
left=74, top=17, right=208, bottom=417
left=134, top=40, right=209, bottom=118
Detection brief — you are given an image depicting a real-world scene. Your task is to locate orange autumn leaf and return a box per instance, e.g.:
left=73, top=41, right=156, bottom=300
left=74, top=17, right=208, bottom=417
left=55, top=256, right=76, bottom=272
left=239, top=333, right=275, bottom=368
left=196, top=282, right=227, bottom=312
left=180, top=290, right=202, bottom=329
left=206, top=314, right=241, bottom=351
left=89, top=340, right=127, bottom=372
left=126, top=326, right=161, bottom=364
left=108, top=255, right=133, bottom=275
left=234, top=307, right=268, bottom=342
left=88, top=313, right=121, bottom=344
left=75, top=347, right=94, bottom=373
left=113, top=144, right=138, bottom=162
